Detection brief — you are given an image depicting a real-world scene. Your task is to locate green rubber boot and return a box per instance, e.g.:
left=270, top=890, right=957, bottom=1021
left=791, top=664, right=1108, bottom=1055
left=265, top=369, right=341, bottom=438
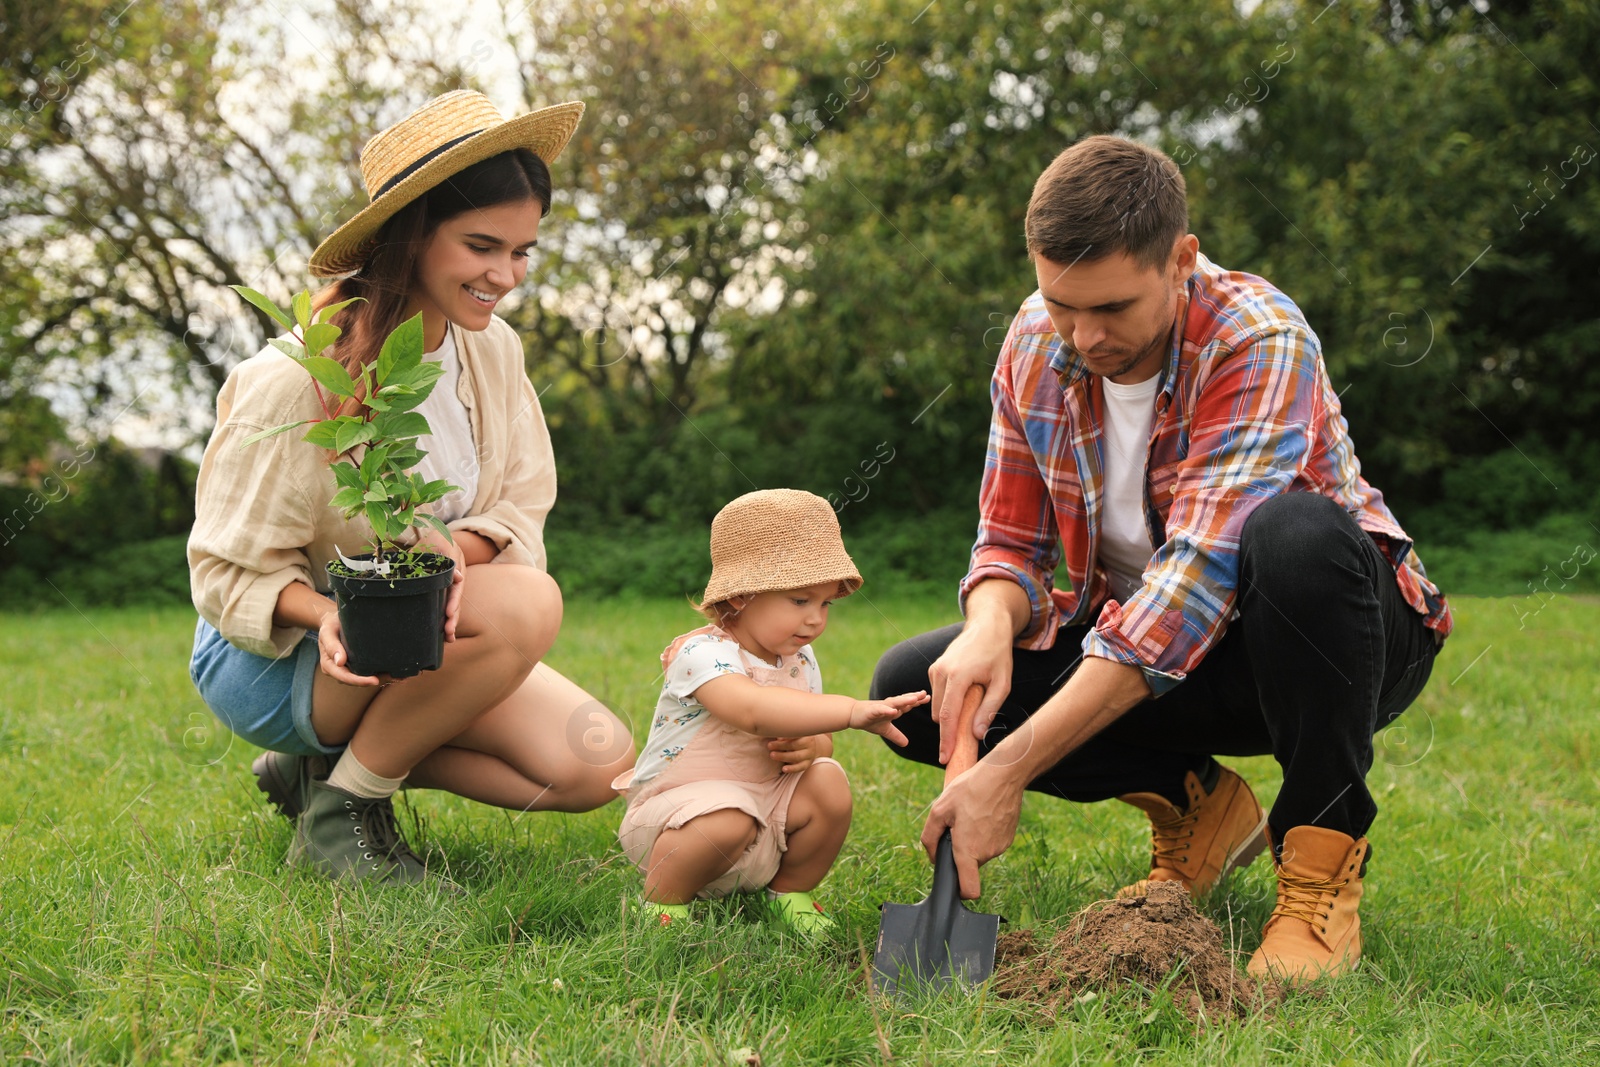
left=287, top=779, right=433, bottom=884
left=252, top=751, right=331, bottom=822
left=763, top=890, right=835, bottom=936
left=632, top=899, right=693, bottom=927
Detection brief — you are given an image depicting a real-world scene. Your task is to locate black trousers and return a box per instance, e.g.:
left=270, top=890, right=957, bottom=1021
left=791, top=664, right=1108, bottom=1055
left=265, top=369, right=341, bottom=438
left=870, top=493, right=1441, bottom=841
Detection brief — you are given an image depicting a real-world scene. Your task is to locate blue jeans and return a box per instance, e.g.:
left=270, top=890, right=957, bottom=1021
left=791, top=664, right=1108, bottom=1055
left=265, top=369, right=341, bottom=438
left=189, top=618, right=343, bottom=756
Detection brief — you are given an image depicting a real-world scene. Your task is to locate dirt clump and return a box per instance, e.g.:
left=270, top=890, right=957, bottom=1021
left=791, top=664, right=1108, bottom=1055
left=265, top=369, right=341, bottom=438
left=991, top=880, right=1279, bottom=1023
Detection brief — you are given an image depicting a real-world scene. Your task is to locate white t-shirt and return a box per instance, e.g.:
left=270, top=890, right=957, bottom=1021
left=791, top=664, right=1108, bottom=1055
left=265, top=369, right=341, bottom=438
left=412, top=325, right=479, bottom=525
left=628, top=631, right=824, bottom=790
left=1098, top=373, right=1162, bottom=603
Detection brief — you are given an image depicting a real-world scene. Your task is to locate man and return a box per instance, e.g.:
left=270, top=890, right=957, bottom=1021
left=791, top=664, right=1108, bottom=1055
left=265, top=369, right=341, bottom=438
left=871, top=135, right=1451, bottom=984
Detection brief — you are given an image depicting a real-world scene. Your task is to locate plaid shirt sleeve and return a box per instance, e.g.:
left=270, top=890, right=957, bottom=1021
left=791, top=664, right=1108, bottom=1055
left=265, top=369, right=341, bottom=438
left=1082, top=325, right=1321, bottom=695
left=957, top=320, right=1065, bottom=650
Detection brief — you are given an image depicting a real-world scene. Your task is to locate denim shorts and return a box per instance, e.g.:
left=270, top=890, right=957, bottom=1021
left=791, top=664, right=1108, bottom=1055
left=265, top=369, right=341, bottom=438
left=189, top=617, right=344, bottom=756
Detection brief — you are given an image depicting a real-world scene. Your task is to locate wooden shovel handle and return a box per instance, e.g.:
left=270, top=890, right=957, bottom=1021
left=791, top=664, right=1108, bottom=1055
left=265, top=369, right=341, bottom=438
left=945, top=685, right=985, bottom=786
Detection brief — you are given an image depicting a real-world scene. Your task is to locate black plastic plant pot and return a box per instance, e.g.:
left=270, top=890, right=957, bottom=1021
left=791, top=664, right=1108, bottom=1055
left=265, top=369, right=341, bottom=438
left=326, top=553, right=455, bottom=679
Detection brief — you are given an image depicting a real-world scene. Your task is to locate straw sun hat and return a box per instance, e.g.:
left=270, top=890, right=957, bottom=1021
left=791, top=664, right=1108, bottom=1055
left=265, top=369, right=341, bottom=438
left=699, top=489, right=864, bottom=610
left=308, top=90, right=584, bottom=277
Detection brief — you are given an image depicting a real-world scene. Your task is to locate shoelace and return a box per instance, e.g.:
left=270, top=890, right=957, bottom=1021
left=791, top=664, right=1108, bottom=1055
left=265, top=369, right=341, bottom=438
left=1149, top=806, right=1201, bottom=867
left=363, top=797, right=424, bottom=867
left=1270, top=869, right=1349, bottom=927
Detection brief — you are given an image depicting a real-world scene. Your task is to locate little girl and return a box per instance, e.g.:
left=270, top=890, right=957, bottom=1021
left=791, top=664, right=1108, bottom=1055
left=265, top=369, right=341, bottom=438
left=611, top=489, right=929, bottom=932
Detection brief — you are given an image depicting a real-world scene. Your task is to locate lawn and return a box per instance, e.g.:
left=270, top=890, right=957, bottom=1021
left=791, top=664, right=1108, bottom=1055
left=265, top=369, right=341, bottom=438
left=1, top=593, right=1596, bottom=1065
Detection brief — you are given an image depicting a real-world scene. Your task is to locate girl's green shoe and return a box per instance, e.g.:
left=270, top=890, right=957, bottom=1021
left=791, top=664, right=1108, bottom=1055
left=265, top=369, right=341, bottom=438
left=764, top=890, right=835, bottom=935
left=634, top=899, right=693, bottom=927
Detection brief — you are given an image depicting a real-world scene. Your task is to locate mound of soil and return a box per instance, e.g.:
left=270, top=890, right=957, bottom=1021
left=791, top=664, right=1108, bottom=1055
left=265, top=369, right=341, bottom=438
left=991, top=880, right=1279, bottom=1023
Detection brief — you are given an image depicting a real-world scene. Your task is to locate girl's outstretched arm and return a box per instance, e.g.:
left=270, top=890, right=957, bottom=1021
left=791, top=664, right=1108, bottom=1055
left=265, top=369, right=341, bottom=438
left=692, top=675, right=927, bottom=746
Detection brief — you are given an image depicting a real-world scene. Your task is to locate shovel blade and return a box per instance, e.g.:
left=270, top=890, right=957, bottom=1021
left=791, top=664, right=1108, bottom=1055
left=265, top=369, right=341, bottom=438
left=872, top=901, right=1000, bottom=996
left=871, top=833, right=1000, bottom=997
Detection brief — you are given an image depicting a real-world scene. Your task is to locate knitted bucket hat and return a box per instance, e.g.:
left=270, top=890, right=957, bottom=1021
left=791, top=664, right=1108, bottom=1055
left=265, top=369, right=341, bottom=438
left=308, top=90, right=584, bottom=277
left=698, top=489, right=863, bottom=610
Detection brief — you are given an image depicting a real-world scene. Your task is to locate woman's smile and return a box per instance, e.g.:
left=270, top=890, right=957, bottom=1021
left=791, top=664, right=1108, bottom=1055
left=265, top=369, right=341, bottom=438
left=463, top=284, right=500, bottom=308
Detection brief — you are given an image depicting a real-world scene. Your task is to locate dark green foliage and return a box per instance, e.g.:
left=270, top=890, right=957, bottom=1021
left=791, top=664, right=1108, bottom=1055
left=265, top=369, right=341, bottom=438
left=544, top=506, right=975, bottom=602
left=4, top=0, right=1597, bottom=603
left=538, top=0, right=1600, bottom=568
left=0, top=440, right=196, bottom=608
left=3, top=534, right=193, bottom=609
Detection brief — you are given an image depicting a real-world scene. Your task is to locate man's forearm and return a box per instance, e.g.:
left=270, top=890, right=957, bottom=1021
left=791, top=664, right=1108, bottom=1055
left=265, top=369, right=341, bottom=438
left=983, top=655, right=1152, bottom=788
left=964, top=578, right=1033, bottom=640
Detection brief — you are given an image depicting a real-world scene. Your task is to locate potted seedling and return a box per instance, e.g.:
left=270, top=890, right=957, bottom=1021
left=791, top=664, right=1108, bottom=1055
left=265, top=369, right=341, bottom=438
left=231, top=284, right=459, bottom=679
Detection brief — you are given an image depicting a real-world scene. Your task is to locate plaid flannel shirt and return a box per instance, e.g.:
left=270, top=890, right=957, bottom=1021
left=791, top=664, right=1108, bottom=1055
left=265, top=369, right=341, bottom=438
left=959, top=253, right=1453, bottom=696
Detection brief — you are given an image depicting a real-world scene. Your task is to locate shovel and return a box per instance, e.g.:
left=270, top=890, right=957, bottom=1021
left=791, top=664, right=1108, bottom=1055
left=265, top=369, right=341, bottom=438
left=872, top=685, right=1001, bottom=997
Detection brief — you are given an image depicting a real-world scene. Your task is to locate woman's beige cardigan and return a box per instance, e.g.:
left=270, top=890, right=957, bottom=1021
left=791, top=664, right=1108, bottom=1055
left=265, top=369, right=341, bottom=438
left=188, top=315, right=555, bottom=659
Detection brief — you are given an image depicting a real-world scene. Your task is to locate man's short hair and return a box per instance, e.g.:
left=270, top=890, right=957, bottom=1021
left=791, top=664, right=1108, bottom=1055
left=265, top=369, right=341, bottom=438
left=1025, top=135, right=1188, bottom=271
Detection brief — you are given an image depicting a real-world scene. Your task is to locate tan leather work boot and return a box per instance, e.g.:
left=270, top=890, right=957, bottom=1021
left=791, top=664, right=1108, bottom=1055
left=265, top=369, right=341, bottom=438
left=1115, top=765, right=1268, bottom=899
left=1247, top=825, right=1369, bottom=985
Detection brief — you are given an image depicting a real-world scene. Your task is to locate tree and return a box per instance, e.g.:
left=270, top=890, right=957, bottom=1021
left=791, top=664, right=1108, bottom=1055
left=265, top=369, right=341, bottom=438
left=0, top=0, right=487, bottom=444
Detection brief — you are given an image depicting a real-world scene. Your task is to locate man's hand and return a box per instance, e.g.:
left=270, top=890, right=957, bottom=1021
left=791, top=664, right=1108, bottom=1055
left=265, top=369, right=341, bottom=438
left=920, top=761, right=1021, bottom=899
left=918, top=656, right=1155, bottom=900
left=928, top=580, right=1029, bottom=765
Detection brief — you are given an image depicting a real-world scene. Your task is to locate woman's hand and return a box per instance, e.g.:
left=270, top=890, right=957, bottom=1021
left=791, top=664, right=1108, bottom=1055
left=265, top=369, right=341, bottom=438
left=767, top=733, right=833, bottom=774
left=412, top=527, right=468, bottom=642
left=847, top=690, right=929, bottom=746
left=315, top=611, right=383, bottom=686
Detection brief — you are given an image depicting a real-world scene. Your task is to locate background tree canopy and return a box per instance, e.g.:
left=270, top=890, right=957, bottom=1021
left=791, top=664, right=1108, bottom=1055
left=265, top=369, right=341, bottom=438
left=2, top=0, right=1596, bottom=604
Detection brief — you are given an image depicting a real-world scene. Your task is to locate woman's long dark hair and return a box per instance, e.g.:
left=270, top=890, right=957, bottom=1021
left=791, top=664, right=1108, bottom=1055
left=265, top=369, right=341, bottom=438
left=311, top=148, right=552, bottom=416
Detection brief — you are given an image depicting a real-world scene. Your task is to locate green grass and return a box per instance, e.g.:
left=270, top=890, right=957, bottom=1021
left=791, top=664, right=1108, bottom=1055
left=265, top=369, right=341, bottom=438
left=1, top=594, right=1597, bottom=1064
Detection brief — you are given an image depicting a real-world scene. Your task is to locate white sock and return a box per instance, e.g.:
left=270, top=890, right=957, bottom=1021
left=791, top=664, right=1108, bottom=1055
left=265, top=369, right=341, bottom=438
left=326, top=747, right=405, bottom=800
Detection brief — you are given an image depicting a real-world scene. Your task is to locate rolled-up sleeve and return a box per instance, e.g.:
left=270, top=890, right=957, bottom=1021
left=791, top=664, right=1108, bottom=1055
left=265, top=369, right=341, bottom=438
left=450, top=369, right=556, bottom=570
left=1082, top=327, right=1318, bottom=695
left=958, top=324, right=1064, bottom=650
left=187, top=416, right=318, bottom=659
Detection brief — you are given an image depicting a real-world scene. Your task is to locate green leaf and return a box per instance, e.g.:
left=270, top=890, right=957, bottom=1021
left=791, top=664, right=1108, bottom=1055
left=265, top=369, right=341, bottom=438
left=358, top=442, right=379, bottom=481
left=385, top=362, right=445, bottom=393
left=268, top=337, right=304, bottom=359
left=364, top=393, right=391, bottom=412
left=314, top=296, right=363, bottom=324
left=297, top=356, right=356, bottom=398
left=384, top=443, right=420, bottom=469
left=364, top=445, right=390, bottom=474
left=376, top=313, right=425, bottom=384
left=375, top=385, right=424, bottom=413
left=240, top=420, right=311, bottom=446
left=230, top=285, right=293, bottom=328
left=329, top=486, right=365, bottom=509
left=291, top=291, right=312, bottom=330
left=420, top=514, right=453, bottom=541
left=334, top=418, right=376, bottom=454
left=332, top=462, right=364, bottom=490
left=363, top=488, right=388, bottom=503
left=418, top=478, right=457, bottom=502
left=302, top=423, right=340, bottom=449
left=414, top=362, right=446, bottom=391
left=301, top=323, right=341, bottom=360
left=365, top=501, right=391, bottom=540
left=374, top=411, right=431, bottom=440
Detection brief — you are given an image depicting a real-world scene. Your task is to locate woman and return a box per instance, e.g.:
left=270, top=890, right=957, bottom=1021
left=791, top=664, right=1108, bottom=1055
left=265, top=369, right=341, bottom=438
left=188, top=90, right=634, bottom=885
